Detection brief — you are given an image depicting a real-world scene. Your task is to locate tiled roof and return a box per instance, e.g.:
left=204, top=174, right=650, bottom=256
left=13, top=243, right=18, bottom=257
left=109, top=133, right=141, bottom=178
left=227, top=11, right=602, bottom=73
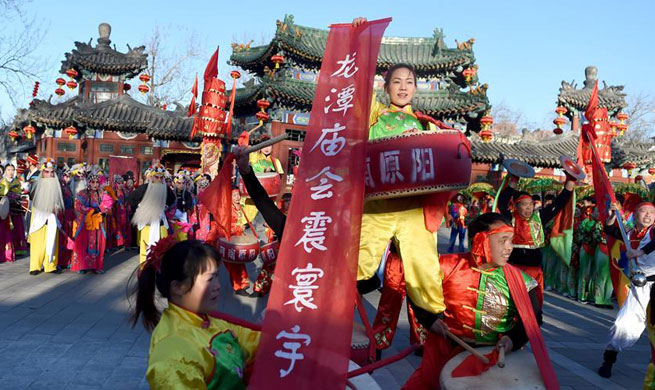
left=12, top=95, right=195, bottom=141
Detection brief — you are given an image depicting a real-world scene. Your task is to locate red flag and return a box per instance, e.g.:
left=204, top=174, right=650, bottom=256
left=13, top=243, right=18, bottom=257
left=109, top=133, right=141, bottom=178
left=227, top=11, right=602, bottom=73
left=249, top=18, right=390, bottom=389
left=452, top=349, right=499, bottom=378
left=225, top=76, right=238, bottom=135
left=187, top=74, right=198, bottom=117
left=204, top=48, right=219, bottom=81
left=198, top=153, right=235, bottom=240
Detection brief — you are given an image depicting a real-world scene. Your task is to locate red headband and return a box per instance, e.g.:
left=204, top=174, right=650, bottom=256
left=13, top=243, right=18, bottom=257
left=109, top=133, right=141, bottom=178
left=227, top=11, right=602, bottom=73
left=471, top=224, right=514, bottom=265
left=636, top=202, right=655, bottom=211
left=514, top=194, right=533, bottom=204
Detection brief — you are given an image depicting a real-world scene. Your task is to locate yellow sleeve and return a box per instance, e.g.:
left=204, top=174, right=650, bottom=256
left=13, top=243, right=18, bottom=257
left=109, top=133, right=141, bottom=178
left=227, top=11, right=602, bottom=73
left=147, top=335, right=209, bottom=390
left=0, top=180, right=8, bottom=196
left=274, top=158, right=284, bottom=175
left=233, top=325, right=261, bottom=365
left=369, top=90, right=384, bottom=128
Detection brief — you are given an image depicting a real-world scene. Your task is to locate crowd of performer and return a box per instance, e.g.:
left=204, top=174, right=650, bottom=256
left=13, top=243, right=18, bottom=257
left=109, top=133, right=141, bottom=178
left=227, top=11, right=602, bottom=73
left=3, top=41, right=655, bottom=388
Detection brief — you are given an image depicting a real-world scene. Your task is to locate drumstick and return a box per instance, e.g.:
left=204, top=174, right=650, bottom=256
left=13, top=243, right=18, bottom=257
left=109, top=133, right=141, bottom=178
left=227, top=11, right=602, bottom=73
left=445, top=329, right=489, bottom=365
left=242, top=133, right=288, bottom=154
left=497, top=344, right=506, bottom=368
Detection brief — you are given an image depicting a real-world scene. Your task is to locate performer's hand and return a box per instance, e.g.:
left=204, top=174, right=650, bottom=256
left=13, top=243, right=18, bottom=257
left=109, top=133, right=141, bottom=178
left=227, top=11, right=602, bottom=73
left=233, top=146, right=252, bottom=175
left=430, top=319, right=449, bottom=337
left=496, top=335, right=513, bottom=353
left=352, top=17, right=367, bottom=27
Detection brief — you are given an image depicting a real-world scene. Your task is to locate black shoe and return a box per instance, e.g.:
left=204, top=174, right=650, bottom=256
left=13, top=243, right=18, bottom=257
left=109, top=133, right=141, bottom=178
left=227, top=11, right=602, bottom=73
left=29, top=270, right=40, bottom=275
left=50, top=269, right=62, bottom=274
left=249, top=291, right=264, bottom=298
left=598, top=350, right=617, bottom=378
left=235, top=288, right=249, bottom=296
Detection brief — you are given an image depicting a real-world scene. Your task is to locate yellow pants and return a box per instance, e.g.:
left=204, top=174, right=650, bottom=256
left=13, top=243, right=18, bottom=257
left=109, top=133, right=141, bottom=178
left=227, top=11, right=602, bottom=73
left=139, top=225, right=169, bottom=264
left=358, top=198, right=445, bottom=314
left=28, top=225, right=59, bottom=272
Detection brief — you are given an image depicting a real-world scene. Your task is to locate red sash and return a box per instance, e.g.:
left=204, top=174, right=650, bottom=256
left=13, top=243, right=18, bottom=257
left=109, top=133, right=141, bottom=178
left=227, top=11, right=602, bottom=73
left=504, top=264, right=559, bottom=390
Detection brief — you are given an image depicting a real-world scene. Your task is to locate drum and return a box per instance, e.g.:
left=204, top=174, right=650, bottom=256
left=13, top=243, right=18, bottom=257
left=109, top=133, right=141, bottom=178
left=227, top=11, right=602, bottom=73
left=217, top=233, right=260, bottom=264
left=0, top=197, right=9, bottom=220
left=239, top=172, right=281, bottom=198
left=350, top=322, right=372, bottom=367
left=365, top=130, right=472, bottom=200
left=440, top=346, right=545, bottom=390
left=260, top=240, right=280, bottom=266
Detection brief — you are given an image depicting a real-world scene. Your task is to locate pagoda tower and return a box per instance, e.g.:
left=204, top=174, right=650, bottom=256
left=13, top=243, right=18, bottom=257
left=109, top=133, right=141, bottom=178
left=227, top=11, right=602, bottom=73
left=8, top=23, right=198, bottom=175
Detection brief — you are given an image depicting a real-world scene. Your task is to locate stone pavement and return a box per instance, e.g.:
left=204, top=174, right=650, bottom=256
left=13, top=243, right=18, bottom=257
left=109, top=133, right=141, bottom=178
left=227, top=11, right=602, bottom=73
left=0, top=228, right=649, bottom=389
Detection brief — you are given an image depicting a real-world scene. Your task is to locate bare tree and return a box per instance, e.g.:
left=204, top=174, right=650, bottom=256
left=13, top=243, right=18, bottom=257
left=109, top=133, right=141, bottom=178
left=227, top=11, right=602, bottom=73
left=0, top=1, right=47, bottom=111
left=140, top=25, right=202, bottom=108
left=621, top=92, right=655, bottom=142
left=490, top=101, right=529, bottom=136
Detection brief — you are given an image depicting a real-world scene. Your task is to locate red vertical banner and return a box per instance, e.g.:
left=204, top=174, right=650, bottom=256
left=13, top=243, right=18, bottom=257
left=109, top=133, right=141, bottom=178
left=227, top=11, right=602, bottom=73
left=249, top=18, right=390, bottom=389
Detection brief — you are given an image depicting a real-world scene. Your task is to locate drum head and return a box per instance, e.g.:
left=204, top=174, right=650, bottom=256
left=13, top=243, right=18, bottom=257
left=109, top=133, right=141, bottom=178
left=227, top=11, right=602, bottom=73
left=559, top=155, right=586, bottom=181
left=440, top=346, right=545, bottom=390
left=223, top=233, right=258, bottom=245
left=0, top=197, right=8, bottom=220
left=502, top=159, right=535, bottom=179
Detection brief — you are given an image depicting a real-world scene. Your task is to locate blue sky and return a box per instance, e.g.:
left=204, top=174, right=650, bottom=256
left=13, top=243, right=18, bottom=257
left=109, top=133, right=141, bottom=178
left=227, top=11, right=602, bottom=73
left=3, top=0, right=655, bottom=128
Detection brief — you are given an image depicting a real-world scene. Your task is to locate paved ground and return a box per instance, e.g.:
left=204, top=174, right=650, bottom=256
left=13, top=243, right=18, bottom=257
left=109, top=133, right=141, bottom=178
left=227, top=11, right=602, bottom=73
left=0, top=228, right=648, bottom=389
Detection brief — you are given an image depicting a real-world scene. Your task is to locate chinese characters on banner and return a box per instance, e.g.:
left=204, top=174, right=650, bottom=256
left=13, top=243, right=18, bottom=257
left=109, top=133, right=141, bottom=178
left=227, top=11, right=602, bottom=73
left=249, top=18, right=391, bottom=389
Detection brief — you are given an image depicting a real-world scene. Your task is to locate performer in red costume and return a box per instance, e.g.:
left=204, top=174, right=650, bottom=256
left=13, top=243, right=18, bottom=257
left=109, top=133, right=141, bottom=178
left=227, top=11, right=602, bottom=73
left=497, top=173, right=576, bottom=305
left=403, top=212, right=558, bottom=390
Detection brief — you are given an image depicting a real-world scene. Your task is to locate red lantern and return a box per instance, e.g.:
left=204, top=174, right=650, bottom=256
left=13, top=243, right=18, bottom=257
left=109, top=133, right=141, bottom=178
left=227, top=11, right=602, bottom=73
left=138, top=84, right=150, bottom=94
left=479, top=129, right=493, bottom=143
left=256, top=111, right=270, bottom=124
left=23, top=124, right=35, bottom=139
left=635, top=175, right=644, bottom=182
left=65, top=68, right=78, bottom=79
left=649, top=167, right=655, bottom=175
left=480, top=115, right=493, bottom=128
left=123, top=83, right=131, bottom=91
left=56, top=77, right=66, bottom=86
left=271, top=54, right=285, bottom=69
left=230, top=70, right=241, bottom=79
left=66, top=80, right=78, bottom=90
left=553, top=117, right=566, bottom=127
left=55, top=88, right=65, bottom=96
left=64, top=125, right=78, bottom=139
left=555, top=106, right=567, bottom=116
left=616, top=123, right=628, bottom=136
left=139, top=74, right=151, bottom=83
left=616, top=112, right=629, bottom=122
left=553, top=127, right=563, bottom=135
left=462, top=68, right=476, bottom=84
left=257, top=99, right=270, bottom=110
left=8, top=130, right=19, bottom=141
left=623, top=161, right=636, bottom=171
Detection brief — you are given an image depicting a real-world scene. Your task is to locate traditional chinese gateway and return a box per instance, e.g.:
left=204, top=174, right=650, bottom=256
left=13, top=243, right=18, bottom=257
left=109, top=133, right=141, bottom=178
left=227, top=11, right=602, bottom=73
left=7, top=23, right=200, bottom=178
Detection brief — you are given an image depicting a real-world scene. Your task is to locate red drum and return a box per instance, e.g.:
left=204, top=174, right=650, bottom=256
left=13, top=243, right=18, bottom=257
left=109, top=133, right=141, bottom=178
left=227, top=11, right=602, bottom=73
left=350, top=322, right=372, bottom=367
left=365, top=130, right=472, bottom=200
left=217, top=234, right=260, bottom=264
left=239, top=172, right=281, bottom=198
left=260, top=240, right=280, bottom=266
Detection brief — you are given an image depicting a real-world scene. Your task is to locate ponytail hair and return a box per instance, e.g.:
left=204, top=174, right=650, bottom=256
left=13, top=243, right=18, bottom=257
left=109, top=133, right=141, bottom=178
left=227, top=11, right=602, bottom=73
left=128, top=240, right=221, bottom=332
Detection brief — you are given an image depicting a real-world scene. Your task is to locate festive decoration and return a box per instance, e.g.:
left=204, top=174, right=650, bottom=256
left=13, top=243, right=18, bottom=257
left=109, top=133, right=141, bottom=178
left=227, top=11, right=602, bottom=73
left=23, top=124, right=35, bottom=139
left=271, top=53, right=285, bottom=69
left=123, top=83, right=131, bottom=91
left=648, top=167, right=655, bottom=176
left=55, top=88, right=65, bottom=96
left=615, top=112, right=629, bottom=136
left=138, top=84, right=149, bottom=94
left=635, top=175, right=643, bottom=182
left=553, top=106, right=567, bottom=135
left=32, top=81, right=40, bottom=98
left=64, top=125, right=78, bottom=139
left=554, top=106, right=567, bottom=116
left=8, top=130, right=19, bottom=141
left=255, top=111, right=270, bottom=124
left=66, top=80, right=78, bottom=90
left=609, top=121, right=618, bottom=137
left=622, top=161, right=636, bottom=171
left=257, top=99, right=270, bottom=110
left=138, top=74, right=151, bottom=83
left=462, top=67, right=476, bottom=84
left=65, top=68, right=78, bottom=79
left=137, top=74, right=151, bottom=94
left=230, top=70, right=241, bottom=79
left=616, top=122, right=627, bottom=137
left=479, top=115, right=493, bottom=143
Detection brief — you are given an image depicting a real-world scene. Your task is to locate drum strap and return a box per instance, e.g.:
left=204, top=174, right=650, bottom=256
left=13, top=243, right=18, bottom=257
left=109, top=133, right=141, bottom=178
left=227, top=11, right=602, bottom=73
left=504, top=264, right=560, bottom=390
